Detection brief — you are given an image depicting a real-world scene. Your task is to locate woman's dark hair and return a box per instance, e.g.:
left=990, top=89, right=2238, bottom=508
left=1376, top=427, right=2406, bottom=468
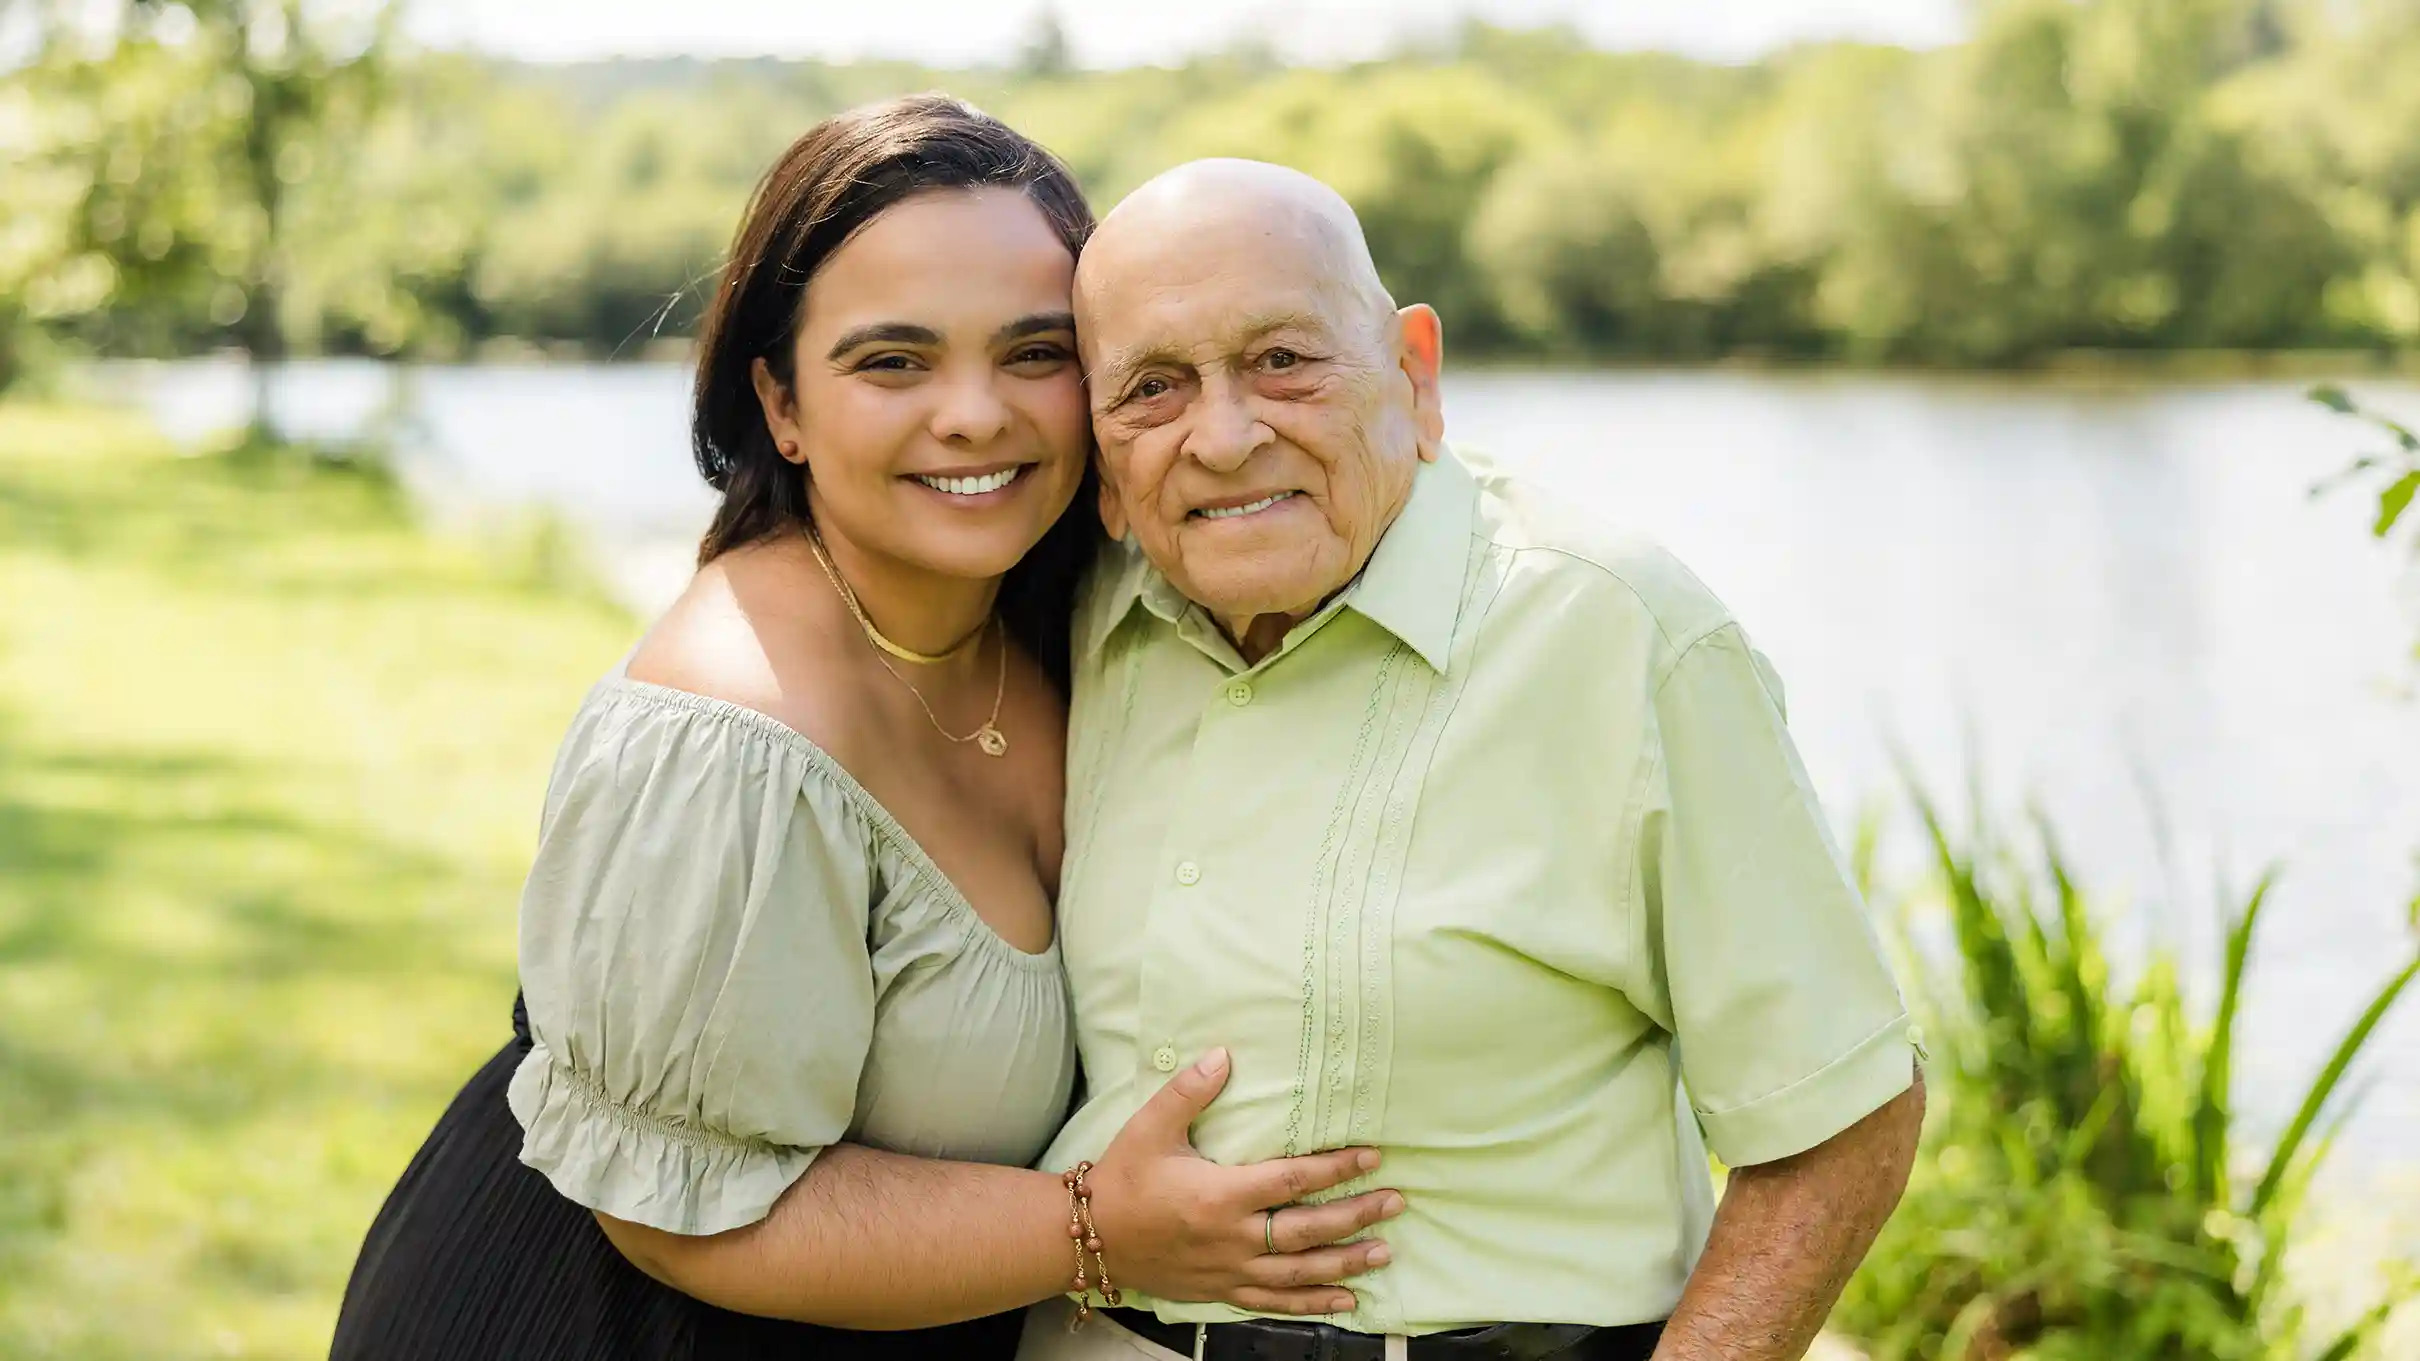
left=690, top=94, right=1101, bottom=688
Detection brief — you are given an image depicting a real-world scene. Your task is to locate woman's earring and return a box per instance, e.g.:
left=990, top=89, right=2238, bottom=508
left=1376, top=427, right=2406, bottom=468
left=778, top=440, right=798, bottom=460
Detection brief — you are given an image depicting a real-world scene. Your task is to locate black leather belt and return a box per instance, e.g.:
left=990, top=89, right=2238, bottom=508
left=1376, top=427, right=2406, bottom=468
left=1100, top=1308, right=1665, bottom=1361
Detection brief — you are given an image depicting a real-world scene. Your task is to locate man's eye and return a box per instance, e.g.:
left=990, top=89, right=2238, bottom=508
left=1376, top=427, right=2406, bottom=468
left=1265, top=349, right=1301, bottom=371
left=1133, top=376, right=1172, bottom=400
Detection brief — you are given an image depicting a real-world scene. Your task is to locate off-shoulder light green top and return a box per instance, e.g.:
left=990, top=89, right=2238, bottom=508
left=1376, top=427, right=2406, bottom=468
left=507, top=676, right=1076, bottom=1237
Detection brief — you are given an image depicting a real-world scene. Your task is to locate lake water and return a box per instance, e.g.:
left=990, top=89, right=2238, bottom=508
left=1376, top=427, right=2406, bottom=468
left=107, top=356, right=2420, bottom=1166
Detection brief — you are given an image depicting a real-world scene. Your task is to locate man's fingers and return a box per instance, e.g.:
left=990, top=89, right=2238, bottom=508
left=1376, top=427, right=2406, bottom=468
left=1124, top=1049, right=1231, bottom=1148
left=1244, top=1241, right=1391, bottom=1289
left=1228, top=1287, right=1358, bottom=1317
left=1269, top=1190, right=1406, bottom=1252
left=1244, top=1147, right=1380, bottom=1208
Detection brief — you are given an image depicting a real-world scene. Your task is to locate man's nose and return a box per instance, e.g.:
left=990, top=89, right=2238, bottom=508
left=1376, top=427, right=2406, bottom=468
left=1183, top=374, right=1271, bottom=473
left=928, top=372, right=1013, bottom=446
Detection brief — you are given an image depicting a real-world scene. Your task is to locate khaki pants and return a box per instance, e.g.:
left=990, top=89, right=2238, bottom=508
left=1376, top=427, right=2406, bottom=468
left=1016, top=1297, right=1413, bottom=1361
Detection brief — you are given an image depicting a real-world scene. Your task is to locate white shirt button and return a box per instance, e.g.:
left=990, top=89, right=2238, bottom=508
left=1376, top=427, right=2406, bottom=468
left=1152, top=1045, right=1179, bottom=1072
left=1225, top=681, right=1254, bottom=707
left=1175, top=860, right=1201, bottom=886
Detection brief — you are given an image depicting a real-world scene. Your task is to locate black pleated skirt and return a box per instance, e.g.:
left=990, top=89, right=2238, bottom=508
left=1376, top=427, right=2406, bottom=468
left=330, top=999, right=1025, bottom=1360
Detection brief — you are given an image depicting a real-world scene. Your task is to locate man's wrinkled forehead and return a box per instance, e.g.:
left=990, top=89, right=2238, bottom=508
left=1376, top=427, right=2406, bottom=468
left=1077, top=213, right=1369, bottom=387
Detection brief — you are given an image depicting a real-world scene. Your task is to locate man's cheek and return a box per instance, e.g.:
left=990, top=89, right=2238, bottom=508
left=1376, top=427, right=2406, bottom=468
left=1095, top=479, right=1129, bottom=540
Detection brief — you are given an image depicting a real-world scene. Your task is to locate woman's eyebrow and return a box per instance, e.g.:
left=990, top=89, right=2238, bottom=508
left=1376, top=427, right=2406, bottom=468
left=826, top=322, right=940, bottom=359
left=992, top=312, right=1076, bottom=345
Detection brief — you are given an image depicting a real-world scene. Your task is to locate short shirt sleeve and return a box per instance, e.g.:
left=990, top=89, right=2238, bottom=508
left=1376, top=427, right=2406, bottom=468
left=1639, top=623, right=1915, bottom=1167
left=506, top=686, right=876, bottom=1235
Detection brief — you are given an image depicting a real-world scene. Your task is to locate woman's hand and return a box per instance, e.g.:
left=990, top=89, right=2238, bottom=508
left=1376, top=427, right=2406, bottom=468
left=1082, top=1048, right=1405, bottom=1316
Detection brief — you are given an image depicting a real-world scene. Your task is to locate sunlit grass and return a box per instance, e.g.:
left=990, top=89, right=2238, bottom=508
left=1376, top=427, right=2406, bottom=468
left=0, top=404, right=634, bottom=1357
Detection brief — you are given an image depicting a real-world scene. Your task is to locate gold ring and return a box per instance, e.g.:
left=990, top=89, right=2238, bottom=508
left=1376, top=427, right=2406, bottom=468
left=1264, top=1208, right=1278, bottom=1255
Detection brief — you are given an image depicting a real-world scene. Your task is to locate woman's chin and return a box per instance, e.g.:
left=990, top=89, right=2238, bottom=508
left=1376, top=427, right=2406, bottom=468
left=895, top=526, right=1052, bottom=584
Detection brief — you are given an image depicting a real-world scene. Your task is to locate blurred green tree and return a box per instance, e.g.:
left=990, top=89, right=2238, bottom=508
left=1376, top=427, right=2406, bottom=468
left=1770, top=0, right=2351, bottom=361
left=159, top=0, right=394, bottom=429
left=1016, top=5, right=1075, bottom=80
left=1467, top=140, right=1666, bottom=354
left=2217, top=2, right=2420, bottom=348
left=7, top=0, right=2420, bottom=369
left=14, top=1, right=393, bottom=421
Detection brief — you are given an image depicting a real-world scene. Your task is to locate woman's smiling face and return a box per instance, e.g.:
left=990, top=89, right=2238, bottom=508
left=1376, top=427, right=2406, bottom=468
left=754, top=186, right=1089, bottom=583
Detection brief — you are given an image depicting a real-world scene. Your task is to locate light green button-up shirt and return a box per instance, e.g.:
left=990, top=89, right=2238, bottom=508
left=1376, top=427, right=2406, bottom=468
left=1044, top=447, right=1917, bottom=1335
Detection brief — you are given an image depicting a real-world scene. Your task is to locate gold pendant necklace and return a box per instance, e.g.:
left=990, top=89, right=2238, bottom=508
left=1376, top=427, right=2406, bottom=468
left=804, top=523, right=988, bottom=666
left=805, top=522, right=1009, bottom=757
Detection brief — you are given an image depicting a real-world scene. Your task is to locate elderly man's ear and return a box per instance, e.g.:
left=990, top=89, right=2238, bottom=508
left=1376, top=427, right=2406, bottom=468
left=1397, top=304, right=1445, bottom=461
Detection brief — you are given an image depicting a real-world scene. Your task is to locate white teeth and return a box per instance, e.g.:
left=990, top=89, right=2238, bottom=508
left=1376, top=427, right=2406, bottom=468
left=914, top=467, right=1022, bottom=497
left=1197, top=491, right=1295, bottom=520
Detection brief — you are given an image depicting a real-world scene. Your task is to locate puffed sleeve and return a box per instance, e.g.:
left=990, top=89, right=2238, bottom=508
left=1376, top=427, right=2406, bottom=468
left=506, top=686, right=875, bottom=1235
left=1638, top=623, right=1917, bottom=1167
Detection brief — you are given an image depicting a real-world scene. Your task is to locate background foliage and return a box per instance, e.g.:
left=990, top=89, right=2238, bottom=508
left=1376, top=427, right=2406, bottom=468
left=1835, top=793, right=2419, bottom=1360
left=7, top=0, right=2420, bottom=377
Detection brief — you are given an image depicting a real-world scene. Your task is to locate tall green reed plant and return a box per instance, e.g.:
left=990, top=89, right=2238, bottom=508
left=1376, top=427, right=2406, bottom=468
left=1835, top=788, right=2419, bottom=1361
left=2308, top=384, right=2420, bottom=683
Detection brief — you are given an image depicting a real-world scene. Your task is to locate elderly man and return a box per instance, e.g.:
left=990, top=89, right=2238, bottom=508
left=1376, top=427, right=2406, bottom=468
left=1022, top=160, right=1924, bottom=1361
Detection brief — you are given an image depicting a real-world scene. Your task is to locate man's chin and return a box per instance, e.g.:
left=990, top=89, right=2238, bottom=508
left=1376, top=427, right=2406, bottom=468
left=1173, top=579, right=1334, bottom=631
left=1152, top=537, right=1347, bottom=624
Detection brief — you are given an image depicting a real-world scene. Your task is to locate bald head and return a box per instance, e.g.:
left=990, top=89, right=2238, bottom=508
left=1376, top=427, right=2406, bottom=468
left=1077, top=159, right=1395, bottom=342
left=1071, top=158, right=1447, bottom=664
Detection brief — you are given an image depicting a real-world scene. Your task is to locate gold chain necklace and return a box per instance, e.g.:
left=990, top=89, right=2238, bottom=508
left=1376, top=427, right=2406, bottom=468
left=804, top=522, right=1010, bottom=757
left=803, top=523, right=988, bottom=666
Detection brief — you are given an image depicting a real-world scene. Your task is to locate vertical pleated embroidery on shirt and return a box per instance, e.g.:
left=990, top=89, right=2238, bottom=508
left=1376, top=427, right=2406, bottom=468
left=1314, top=655, right=1429, bottom=1148
left=1347, top=538, right=1510, bottom=1149
left=1281, top=538, right=1514, bottom=1162
left=1281, top=641, right=1405, bottom=1158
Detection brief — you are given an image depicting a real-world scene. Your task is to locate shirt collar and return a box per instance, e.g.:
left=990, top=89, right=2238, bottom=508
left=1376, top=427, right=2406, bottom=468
left=1333, top=446, right=1477, bottom=673
left=1082, top=445, right=1480, bottom=674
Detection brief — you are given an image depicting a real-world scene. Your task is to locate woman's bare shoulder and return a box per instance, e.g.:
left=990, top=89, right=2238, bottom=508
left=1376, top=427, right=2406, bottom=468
left=623, top=550, right=872, bottom=765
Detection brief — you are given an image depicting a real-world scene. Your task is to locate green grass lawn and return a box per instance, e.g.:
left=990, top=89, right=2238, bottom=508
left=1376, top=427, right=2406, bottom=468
left=0, top=405, right=636, bottom=1358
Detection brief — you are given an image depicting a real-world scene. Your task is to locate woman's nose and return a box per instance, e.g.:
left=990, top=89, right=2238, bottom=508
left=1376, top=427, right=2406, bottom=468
left=929, top=374, right=1013, bottom=445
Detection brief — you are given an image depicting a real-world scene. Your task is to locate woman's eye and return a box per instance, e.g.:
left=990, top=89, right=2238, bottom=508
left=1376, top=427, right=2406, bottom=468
left=1009, top=344, right=1069, bottom=366
left=857, top=353, right=916, bottom=372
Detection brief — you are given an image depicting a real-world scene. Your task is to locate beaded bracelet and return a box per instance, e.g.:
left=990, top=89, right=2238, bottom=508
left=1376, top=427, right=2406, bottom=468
left=1062, top=1161, right=1121, bottom=1327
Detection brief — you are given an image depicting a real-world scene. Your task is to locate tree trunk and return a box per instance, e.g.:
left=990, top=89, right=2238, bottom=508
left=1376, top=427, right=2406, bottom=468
left=242, top=63, right=287, bottom=443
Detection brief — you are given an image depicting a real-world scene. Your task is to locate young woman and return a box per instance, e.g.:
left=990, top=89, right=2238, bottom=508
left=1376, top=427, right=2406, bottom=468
left=330, top=96, right=1401, bottom=1360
